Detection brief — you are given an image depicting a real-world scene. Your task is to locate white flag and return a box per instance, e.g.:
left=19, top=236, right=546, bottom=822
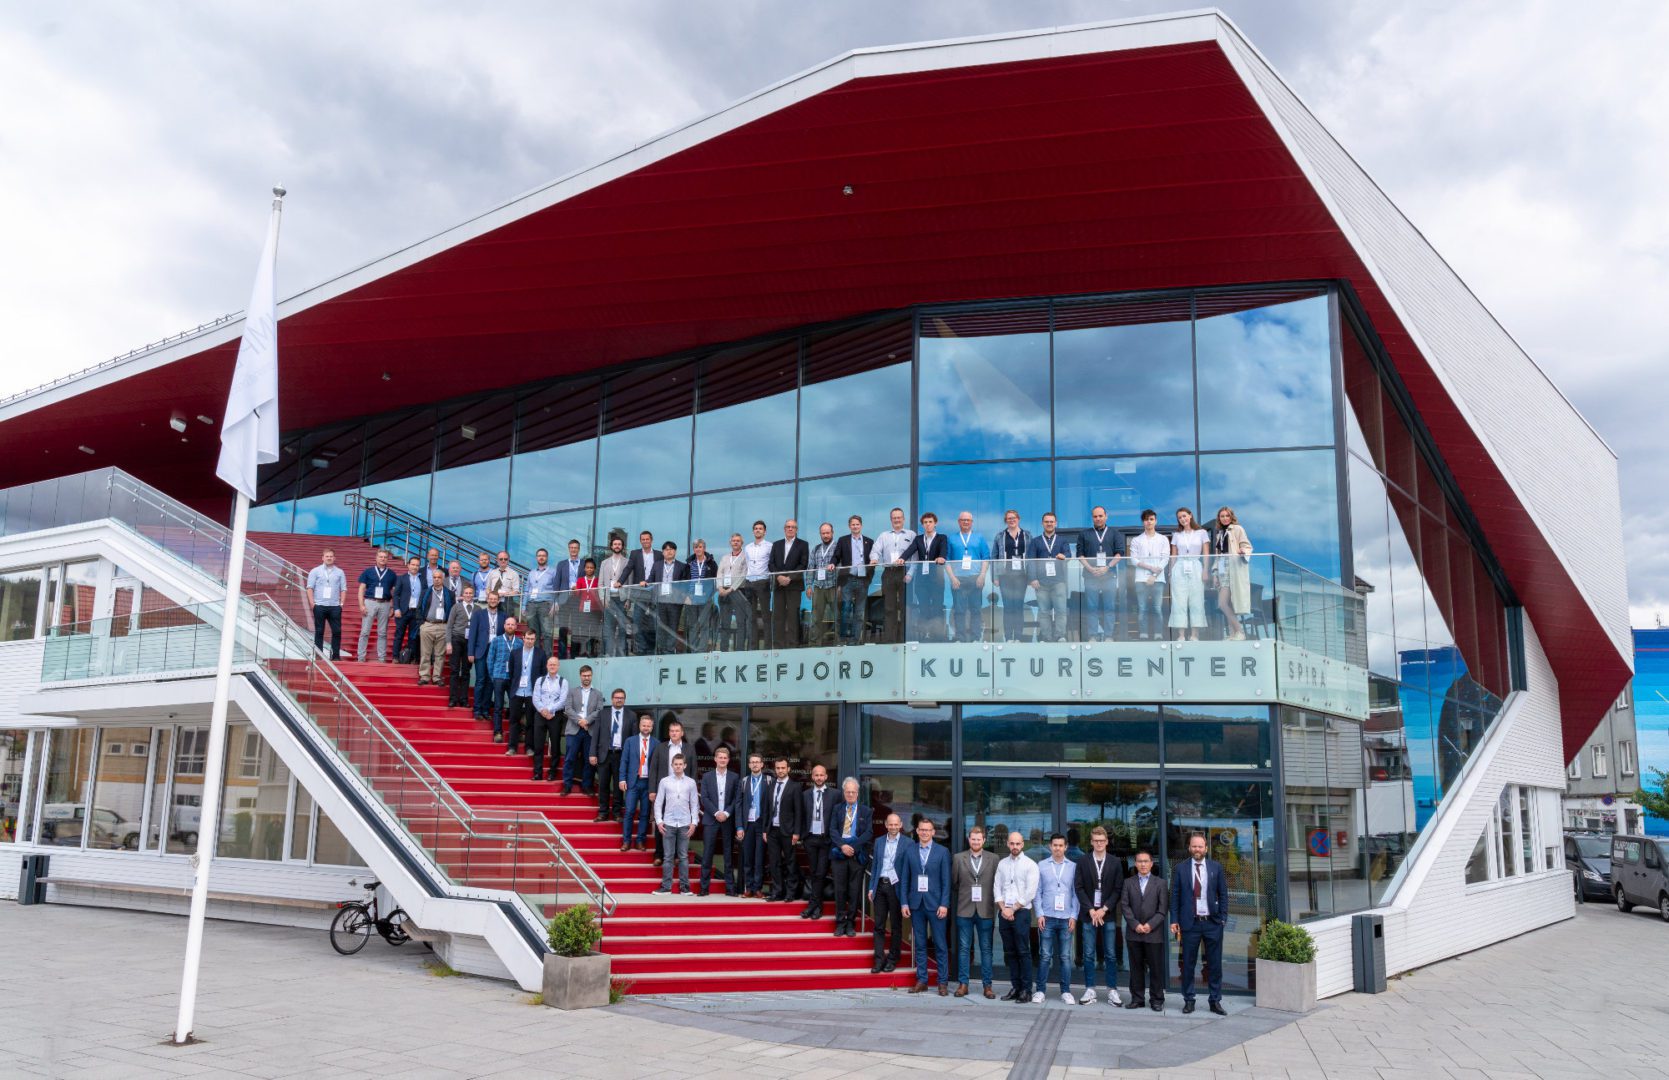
left=215, top=194, right=283, bottom=500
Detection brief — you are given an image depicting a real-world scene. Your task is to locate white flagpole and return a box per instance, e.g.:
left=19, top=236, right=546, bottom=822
left=174, top=186, right=285, bottom=1044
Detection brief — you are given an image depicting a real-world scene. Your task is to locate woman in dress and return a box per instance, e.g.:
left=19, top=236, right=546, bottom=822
left=1210, top=506, right=1254, bottom=640
left=1169, top=507, right=1210, bottom=641
left=570, top=558, right=604, bottom=656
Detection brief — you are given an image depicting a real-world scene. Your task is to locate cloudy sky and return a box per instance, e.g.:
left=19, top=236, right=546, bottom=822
left=2, top=1, right=1665, bottom=623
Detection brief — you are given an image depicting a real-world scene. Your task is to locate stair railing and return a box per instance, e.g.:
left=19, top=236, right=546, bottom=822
left=344, top=492, right=528, bottom=580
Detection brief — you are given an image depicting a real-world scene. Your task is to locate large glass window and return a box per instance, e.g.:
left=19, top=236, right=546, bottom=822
left=314, top=805, right=366, bottom=867
left=1165, top=780, right=1276, bottom=995
left=962, top=704, right=1160, bottom=767
left=1200, top=449, right=1340, bottom=582
left=595, top=498, right=688, bottom=558
left=1064, top=779, right=1160, bottom=870
left=916, top=460, right=1051, bottom=541
left=430, top=393, right=515, bottom=526
left=509, top=509, right=594, bottom=565
left=511, top=379, right=600, bottom=516
left=1053, top=295, right=1194, bottom=456
left=1, top=568, right=42, bottom=642
left=962, top=777, right=1052, bottom=861
left=867, top=774, right=951, bottom=846
left=2, top=730, right=33, bottom=843
left=747, top=705, right=838, bottom=783
left=861, top=704, right=952, bottom=764
left=800, top=319, right=911, bottom=474
left=797, top=469, right=909, bottom=540
left=1054, top=455, right=1197, bottom=531
left=360, top=407, right=437, bottom=516
left=597, top=360, right=694, bottom=505
left=166, top=727, right=209, bottom=854
left=37, top=729, right=94, bottom=847
left=87, top=727, right=153, bottom=850
left=45, top=561, right=99, bottom=632
left=918, top=307, right=1050, bottom=462
left=690, top=484, right=793, bottom=556
left=1280, top=709, right=1367, bottom=920
left=217, top=724, right=289, bottom=861
left=1194, top=289, right=1333, bottom=450
left=694, top=340, right=798, bottom=492
left=1164, top=704, right=1271, bottom=769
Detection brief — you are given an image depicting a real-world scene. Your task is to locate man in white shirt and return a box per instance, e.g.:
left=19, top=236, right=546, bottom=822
left=306, top=548, right=346, bottom=660
left=488, top=550, right=521, bottom=620
left=742, top=520, right=773, bottom=651
left=1127, top=509, right=1170, bottom=641
left=598, top=535, right=630, bottom=655
left=716, top=533, right=751, bottom=651
left=527, top=655, right=567, bottom=782
left=590, top=688, right=629, bottom=822
left=867, top=813, right=907, bottom=973
left=995, top=830, right=1039, bottom=1001
left=652, top=754, right=699, bottom=895
left=872, top=507, right=916, bottom=644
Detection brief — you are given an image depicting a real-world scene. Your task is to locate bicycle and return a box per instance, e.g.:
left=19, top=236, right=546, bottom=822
left=329, top=879, right=411, bottom=955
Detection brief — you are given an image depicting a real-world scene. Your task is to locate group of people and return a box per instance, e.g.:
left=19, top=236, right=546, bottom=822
left=301, top=504, right=1257, bottom=665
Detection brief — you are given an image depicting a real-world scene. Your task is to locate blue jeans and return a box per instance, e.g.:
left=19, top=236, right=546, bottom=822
left=956, top=914, right=995, bottom=988
left=488, top=679, right=510, bottom=734
left=1079, top=917, right=1119, bottom=990
left=621, top=778, right=651, bottom=845
left=659, top=825, right=690, bottom=891
left=1134, top=580, right=1165, bottom=639
left=1083, top=572, right=1118, bottom=639
left=838, top=576, right=868, bottom=643
left=998, top=908, right=1034, bottom=994
left=1034, top=579, right=1069, bottom=641
left=911, top=908, right=949, bottom=987
left=1036, top=917, right=1073, bottom=995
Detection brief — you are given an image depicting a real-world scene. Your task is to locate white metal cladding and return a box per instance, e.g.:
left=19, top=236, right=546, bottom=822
left=1216, top=23, right=1631, bottom=662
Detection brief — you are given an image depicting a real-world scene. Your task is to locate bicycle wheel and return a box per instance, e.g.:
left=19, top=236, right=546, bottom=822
left=380, top=907, right=411, bottom=946
left=330, top=903, right=373, bottom=955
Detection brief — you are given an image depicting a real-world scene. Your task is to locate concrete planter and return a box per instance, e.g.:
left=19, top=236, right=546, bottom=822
left=1254, top=957, right=1317, bottom=1013
left=542, top=951, right=611, bottom=1010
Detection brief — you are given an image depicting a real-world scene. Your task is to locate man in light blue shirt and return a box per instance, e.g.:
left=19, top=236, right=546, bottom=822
left=652, top=754, right=699, bottom=895
left=1033, top=833, right=1080, bottom=1004
left=306, top=549, right=347, bottom=660
left=524, top=547, right=559, bottom=653
left=472, top=552, right=493, bottom=599
left=945, top=511, right=990, bottom=643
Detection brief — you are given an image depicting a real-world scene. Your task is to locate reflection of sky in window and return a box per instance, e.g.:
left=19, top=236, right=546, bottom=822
left=430, top=458, right=509, bottom=526
left=1634, top=629, right=1669, bottom=837
left=1199, top=449, right=1339, bottom=581
left=917, top=461, right=1050, bottom=540
left=918, top=333, right=1050, bottom=461
left=799, top=364, right=910, bottom=474
left=1054, top=320, right=1193, bottom=455
left=596, top=416, right=692, bottom=505
left=288, top=493, right=353, bottom=537
left=1054, top=455, right=1197, bottom=530
left=1196, top=296, right=1333, bottom=450
left=508, top=510, right=594, bottom=562
left=361, top=474, right=431, bottom=519
left=594, top=497, right=689, bottom=554
left=797, top=468, right=909, bottom=537
left=1348, top=455, right=1399, bottom=679
left=444, top=518, right=508, bottom=556
left=510, top=439, right=597, bottom=516
left=691, top=484, right=793, bottom=550
left=694, top=392, right=796, bottom=491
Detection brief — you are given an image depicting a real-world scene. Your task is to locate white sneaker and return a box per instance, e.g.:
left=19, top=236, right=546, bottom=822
left=1061, top=992, right=1075, bottom=1005
left=1079, top=989, right=1098, bottom=1005
left=1108, top=987, right=1123, bottom=1006
left=1030, top=991, right=1044, bottom=1004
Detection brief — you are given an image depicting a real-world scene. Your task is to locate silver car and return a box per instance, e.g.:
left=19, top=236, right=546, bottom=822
left=1610, top=834, right=1669, bottom=922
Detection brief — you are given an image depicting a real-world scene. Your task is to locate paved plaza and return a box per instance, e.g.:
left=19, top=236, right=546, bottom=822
left=2, top=900, right=1665, bottom=1079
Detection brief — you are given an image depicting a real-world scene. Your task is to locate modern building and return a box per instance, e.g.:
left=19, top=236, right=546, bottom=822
left=1562, top=686, right=1640, bottom=835
left=1632, top=628, right=1669, bottom=837
left=0, top=12, right=1632, bottom=999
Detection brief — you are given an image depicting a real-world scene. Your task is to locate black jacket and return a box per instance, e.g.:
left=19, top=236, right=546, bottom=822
left=1075, top=851, right=1127, bottom=916
left=769, top=537, right=810, bottom=591
left=763, top=776, right=802, bottom=835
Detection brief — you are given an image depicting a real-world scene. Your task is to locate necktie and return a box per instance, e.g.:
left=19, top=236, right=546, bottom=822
left=1194, top=863, right=1202, bottom=901
left=611, top=710, right=622, bottom=746
left=843, top=805, right=854, bottom=837
left=639, top=735, right=648, bottom=777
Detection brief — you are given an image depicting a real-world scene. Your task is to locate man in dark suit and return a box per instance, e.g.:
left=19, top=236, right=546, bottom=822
left=902, top=511, right=950, bottom=642
left=504, top=629, right=549, bottom=761
left=617, top=714, right=657, bottom=851
left=798, top=764, right=837, bottom=919
left=697, top=745, right=741, bottom=896
left=1121, top=849, right=1168, bottom=1012
left=645, top=542, right=691, bottom=655
left=466, top=592, right=509, bottom=724
left=647, top=719, right=697, bottom=867
left=615, top=530, right=659, bottom=655
left=391, top=556, right=424, bottom=663
left=903, top=817, right=952, bottom=995
left=832, top=515, right=874, bottom=645
left=1074, top=825, right=1126, bottom=1005
left=762, top=757, right=802, bottom=901
left=591, top=689, right=630, bottom=822
left=736, top=752, right=770, bottom=897
left=768, top=519, right=810, bottom=647
left=828, top=778, right=872, bottom=938
left=868, top=812, right=907, bottom=973
left=1170, top=832, right=1229, bottom=1015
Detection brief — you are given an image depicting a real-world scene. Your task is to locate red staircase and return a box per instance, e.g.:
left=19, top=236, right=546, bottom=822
left=251, top=530, right=917, bottom=995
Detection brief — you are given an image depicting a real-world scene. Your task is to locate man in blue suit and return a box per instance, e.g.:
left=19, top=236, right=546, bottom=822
left=466, top=592, right=509, bottom=723
left=902, top=817, right=951, bottom=995
left=1169, top=832, right=1229, bottom=1015
left=828, top=778, right=872, bottom=938
left=617, top=713, right=658, bottom=851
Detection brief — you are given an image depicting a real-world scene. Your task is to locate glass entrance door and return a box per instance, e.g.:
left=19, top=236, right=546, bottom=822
left=961, top=775, right=1160, bottom=865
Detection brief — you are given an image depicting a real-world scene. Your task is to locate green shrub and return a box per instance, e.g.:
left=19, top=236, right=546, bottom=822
left=1256, top=919, right=1315, bottom=964
left=547, top=905, right=602, bottom=957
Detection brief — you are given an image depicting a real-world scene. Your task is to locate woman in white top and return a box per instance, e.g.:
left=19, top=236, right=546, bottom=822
left=1168, top=507, right=1209, bottom=640
left=1210, top=506, right=1254, bottom=639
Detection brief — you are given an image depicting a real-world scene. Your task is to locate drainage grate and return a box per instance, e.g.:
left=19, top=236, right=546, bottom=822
left=1007, top=1006, right=1068, bottom=1080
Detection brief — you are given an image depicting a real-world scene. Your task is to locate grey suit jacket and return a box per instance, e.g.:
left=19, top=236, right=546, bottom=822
left=1120, top=873, right=1168, bottom=943
left=952, top=850, right=999, bottom=919
left=562, top=683, right=603, bottom=737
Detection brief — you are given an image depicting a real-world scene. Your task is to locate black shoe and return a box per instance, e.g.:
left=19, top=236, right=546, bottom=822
left=1124, top=999, right=1144, bottom=1010
left=1181, top=1001, right=1195, bottom=1015
left=1150, top=1000, right=1164, bottom=1012
left=1002, top=987, right=1022, bottom=1001
left=1209, top=1001, right=1226, bottom=1016
left=882, top=959, right=897, bottom=973
left=871, top=960, right=885, bottom=974
left=799, top=904, right=819, bottom=919
left=531, top=773, right=543, bottom=782
left=767, top=893, right=785, bottom=903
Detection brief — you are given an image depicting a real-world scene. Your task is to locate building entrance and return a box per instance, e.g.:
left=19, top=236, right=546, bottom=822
left=961, top=774, right=1161, bottom=867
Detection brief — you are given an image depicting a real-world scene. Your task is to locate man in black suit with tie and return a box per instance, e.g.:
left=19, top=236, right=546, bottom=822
left=391, top=556, right=424, bottom=663
left=832, top=515, right=874, bottom=645
left=763, top=757, right=802, bottom=902
left=902, top=511, right=951, bottom=642
left=798, top=764, right=837, bottom=918
left=615, top=529, right=659, bottom=655
left=590, top=689, right=630, bottom=821
left=768, top=519, right=810, bottom=647
left=1170, top=832, right=1229, bottom=1015
left=645, top=541, right=691, bottom=655
left=697, top=746, right=741, bottom=895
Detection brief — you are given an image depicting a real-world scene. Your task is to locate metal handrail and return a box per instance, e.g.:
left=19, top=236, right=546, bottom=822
left=344, top=492, right=529, bottom=578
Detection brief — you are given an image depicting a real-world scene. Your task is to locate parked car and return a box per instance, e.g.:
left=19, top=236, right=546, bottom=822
left=1565, top=832, right=1611, bottom=901
left=1609, top=834, right=1669, bottom=922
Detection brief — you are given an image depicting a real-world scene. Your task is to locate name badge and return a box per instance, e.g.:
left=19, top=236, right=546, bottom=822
left=1095, top=554, right=1107, bottom=568
left=1044, top=562, right=1057, bottom=578
left=409, top=593, right=418, bottom=607
left=920, top=562, right=931, bottom=576
left=748, top=806, right=758, bottom=822
left=608, top=580, right=618, bottom=592
left=374, top=586, right=385, bottom=599
left=1009, top=557, right=1022, bottom=571
left=317, top=586, right=333, bottom=602
left=1093, top=889, right=1102, bottom=908
left=722, top=574, right=733, bottom=588
left=692, top=581, right=705, bottom=598
left=970, top=884, right=983, bottom=903
left=816, top=567, right=826, bottom=583
left=660, top=579, right=672, bottom=596
left=853, top=563, right=866, bottom=577
left=916, top=874, right=930, bottom=893
left=961, top=555, right=973, bottom=571
left=1053, top=893, right=1065, bottom=912
left=582, top=599, right=592, bottom=613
